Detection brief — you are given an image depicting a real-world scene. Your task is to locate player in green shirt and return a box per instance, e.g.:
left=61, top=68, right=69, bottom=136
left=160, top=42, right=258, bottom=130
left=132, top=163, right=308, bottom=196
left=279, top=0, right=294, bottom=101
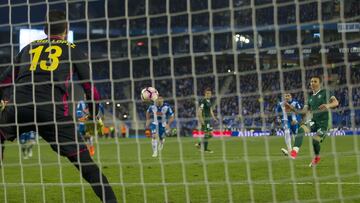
left=196, top=88, right=218, bottom=153
left=286, top=76, right=339, bottom=166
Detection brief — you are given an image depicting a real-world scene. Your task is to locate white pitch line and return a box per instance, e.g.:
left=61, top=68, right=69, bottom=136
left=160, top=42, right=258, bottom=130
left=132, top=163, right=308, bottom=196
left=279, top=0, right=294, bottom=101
left=245, top=182, right=360, bottom=185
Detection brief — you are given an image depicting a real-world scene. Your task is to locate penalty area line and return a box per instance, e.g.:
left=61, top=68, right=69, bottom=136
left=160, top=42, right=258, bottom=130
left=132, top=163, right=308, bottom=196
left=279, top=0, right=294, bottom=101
left=243, top=182, right=360, bottom=185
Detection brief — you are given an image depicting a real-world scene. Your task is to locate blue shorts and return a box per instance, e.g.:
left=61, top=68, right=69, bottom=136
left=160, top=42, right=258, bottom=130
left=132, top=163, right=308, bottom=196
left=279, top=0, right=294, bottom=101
left=283, top=120, right=299, bottom=134
left=150, top=123, right=166, bottom=140
left=78, top=123, right=86, bottom=136
left=19, top=131, right=36, bottom=144
left=289, top=124, right=299, bottom=134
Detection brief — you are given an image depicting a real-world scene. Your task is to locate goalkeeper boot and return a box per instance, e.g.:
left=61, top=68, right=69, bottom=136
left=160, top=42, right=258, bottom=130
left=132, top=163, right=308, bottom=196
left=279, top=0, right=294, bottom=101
left=281, top=148, right=289, bottom=156
left=309, top=156, right=321, bottom=167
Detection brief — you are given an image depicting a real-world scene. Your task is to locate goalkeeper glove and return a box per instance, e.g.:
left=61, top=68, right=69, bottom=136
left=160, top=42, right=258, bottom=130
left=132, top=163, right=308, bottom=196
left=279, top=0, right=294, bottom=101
left=0, top=100, right=7, bottom=112
left=97, top=117, right=104, bottom=127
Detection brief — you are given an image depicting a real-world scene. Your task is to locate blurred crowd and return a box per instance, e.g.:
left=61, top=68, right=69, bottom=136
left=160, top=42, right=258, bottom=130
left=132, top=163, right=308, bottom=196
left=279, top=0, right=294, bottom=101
left=93, top=61, right=360, bottom=135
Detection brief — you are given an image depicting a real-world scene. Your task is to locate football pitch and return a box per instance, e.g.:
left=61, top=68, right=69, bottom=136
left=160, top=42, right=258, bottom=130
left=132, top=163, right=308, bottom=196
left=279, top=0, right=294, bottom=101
left=1, top=136, right=360, bottom=203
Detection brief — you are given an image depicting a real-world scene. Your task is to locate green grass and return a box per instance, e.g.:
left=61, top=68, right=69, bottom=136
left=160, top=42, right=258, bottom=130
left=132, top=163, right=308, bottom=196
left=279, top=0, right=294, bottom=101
left=1, top=136, right=360, bottom=203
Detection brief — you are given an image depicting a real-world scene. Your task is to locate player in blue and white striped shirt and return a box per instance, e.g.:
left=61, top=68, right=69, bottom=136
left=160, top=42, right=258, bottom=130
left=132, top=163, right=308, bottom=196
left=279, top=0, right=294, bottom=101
left=76, top=98, right=96, bottom=156
left=77, top=99, right=89, bottom=136
left=146, top=96, right=175, bottom=158
left=276, top=93, right=302, bottom=156
left=19, top=131, right=37, bottom=159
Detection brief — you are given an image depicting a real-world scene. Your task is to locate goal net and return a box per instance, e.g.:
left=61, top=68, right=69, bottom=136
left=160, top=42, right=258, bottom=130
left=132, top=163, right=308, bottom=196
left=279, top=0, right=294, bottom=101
left=0, top=0, right=359, bottom=202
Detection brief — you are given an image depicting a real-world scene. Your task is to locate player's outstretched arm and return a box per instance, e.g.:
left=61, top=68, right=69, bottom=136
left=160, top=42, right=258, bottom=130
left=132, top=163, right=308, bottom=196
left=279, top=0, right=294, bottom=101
left=285, top=102, right=309, bottom=116
left=73, top=50, right=101, bottom=117
left=319, top=96, right=339, bottom=110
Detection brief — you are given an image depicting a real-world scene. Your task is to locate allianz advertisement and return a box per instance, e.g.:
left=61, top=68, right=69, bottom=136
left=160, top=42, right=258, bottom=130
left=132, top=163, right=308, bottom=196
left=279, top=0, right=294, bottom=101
left=192, top=129, right=360, bottom=138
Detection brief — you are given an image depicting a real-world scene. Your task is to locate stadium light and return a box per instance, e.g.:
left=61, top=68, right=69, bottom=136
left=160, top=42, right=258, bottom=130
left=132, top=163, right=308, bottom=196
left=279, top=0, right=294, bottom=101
left=234, top=34, right=250, bottom=44
left=234, top=34, right=240, bottom=42
left=19, top=29, right=74, bottom=51
left=116, top=104, right=121, bottom=107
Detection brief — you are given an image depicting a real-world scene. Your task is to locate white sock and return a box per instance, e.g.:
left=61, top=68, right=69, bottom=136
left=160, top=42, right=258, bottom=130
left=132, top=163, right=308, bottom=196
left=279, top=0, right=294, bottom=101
left=293, top=147, right=299, bottom=152
left=21, top=145, right=27, bottom=156
left=152, top=139, right=158, bottom=153
left=89, top=136, right=94, bottom=146
left=284, top=128, right=292, bottom=151
left=27, top=145, right=33, bottom=156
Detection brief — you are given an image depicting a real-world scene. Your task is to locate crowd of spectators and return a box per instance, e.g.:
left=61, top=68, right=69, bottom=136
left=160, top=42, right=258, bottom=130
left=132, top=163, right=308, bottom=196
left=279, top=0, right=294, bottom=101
left=68, top=40, right=360, bottom=132
left=43, top=0, right=357, bottom=60
left=86, top=28, right=360, bottom=130
left=95, top=60, right=360, bottom=133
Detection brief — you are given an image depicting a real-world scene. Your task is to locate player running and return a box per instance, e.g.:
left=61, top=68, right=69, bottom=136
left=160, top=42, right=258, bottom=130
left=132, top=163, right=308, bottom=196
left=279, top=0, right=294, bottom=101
left=146, top=96, right=174, bottom=158
left=275, top=93, right=302, bottom=156
left=286, top=76, right=339, bottom=167
left=19, top=131, right=37, bottom=159
left=0, top=10, right=117, bottom=202
left=76, top=98, right=97, bottom=156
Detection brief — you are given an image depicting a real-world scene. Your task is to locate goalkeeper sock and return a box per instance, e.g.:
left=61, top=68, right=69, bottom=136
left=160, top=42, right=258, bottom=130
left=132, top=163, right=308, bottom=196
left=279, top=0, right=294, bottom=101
left=312, top=139, right=321, bottom=156
left=152, top=139, right=158, bottom=153
left=294, top=127, right=305, bottom=149
left=68, top=151, right=117, bottom=202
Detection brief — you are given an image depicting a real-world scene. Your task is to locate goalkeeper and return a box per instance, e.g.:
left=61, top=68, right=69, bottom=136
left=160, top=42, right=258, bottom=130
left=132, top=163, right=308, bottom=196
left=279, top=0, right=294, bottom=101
left=0, top=85, right=10, bottom=164
left=0, top=10, right=117, bottom=202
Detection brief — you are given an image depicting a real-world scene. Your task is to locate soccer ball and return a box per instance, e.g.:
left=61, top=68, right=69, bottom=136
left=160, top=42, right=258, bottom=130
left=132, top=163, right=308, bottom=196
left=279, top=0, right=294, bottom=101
left=141, top=87, right=159, bottom=101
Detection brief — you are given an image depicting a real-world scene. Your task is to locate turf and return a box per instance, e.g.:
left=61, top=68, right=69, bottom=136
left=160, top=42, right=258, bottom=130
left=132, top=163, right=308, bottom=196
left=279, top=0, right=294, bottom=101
left=0, top=136, right=360, bottom=203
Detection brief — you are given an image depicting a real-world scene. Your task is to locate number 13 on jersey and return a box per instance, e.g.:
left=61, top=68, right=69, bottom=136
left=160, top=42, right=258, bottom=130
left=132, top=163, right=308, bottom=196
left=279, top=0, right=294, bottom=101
left=29, top=45, right=62, bottom=71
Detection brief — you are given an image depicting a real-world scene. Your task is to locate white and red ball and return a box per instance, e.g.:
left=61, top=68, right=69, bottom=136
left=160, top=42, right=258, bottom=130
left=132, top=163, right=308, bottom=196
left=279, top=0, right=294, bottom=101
left=141, top=87, right=159, bottom=101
